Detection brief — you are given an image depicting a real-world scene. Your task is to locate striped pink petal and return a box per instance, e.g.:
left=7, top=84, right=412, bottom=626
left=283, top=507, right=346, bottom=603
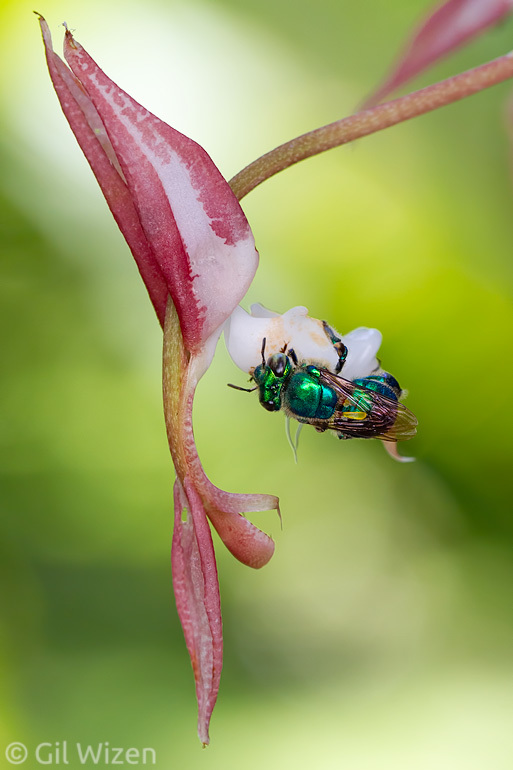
left=62, top=28, right=259, bottom=352
left=38, top=17, right=169, bottom=326
left=366, top=0, right=513, bottom=107
left=172, top=478, right=223, bottom=745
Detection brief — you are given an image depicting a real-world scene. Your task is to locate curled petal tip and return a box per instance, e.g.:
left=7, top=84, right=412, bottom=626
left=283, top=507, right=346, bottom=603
left=382, top=440, right=416, bottom=463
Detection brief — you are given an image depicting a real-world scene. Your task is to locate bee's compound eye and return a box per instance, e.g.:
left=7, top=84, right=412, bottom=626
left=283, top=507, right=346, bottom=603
left=268, top=353, right=288, bottom=377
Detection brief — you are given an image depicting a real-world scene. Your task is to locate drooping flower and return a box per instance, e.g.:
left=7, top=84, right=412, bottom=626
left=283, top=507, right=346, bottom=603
left=38, top=16, right=278, bottom=745
left=39, top=7, right=513, bottom=745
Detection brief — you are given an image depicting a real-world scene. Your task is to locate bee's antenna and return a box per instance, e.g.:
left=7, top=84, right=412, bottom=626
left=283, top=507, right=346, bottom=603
left=261, top=337, right=267, bottom=366
left=227, top=383, right=257, bottom=393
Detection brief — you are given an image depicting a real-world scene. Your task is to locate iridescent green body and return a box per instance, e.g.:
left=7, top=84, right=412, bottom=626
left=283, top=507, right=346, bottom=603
left=341, top=374, right=401, bottom=420
left=283, top=366, right=338, bottom=419
left=231, top=322, right=417, bottom=443
left=253, top=363, right=401, bottom=428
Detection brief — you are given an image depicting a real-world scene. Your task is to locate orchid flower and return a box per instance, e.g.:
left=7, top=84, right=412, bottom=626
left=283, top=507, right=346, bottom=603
left=38, top=17, right=277, bottom=745
left=39, top=6, right=513, bottom=745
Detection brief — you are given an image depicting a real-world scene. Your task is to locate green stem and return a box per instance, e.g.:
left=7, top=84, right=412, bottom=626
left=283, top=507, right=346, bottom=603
left=230, top=50, right=513, bottom=201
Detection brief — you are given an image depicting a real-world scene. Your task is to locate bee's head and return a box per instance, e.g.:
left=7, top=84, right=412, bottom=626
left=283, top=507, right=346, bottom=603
left=252, top=343, right=293, bottom=412
left=267, top=352, right=290, bottom=377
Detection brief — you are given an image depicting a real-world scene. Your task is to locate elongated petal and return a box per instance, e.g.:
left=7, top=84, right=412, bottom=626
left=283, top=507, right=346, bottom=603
left=172, top=478, right=222, bottom=745
left=38, top=17, right=169, bottom=325
left=63, top=29, right=259, bottom=352
left=366, top=0, right=513, bottom=106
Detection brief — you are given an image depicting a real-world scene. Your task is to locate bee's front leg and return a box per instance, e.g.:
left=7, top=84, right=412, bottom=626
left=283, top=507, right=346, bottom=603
left=322, top=320, right=348, bottom=375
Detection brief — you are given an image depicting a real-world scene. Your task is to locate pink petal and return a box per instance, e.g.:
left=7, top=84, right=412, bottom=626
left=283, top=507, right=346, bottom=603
left=366, top=0, right=513, bottom=106
left=63, top=29, right=259, bottom=352
left=172, top=478, right=223, bottom=745
left=38, top=16, right=169, bottom=326
left=206, top=506, right=276, bottom=569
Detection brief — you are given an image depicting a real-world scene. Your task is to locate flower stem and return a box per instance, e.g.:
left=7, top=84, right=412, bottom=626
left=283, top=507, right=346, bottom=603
left=162, top=298, right=190, bottom=483
left=230, top=50, right=513, bottom=201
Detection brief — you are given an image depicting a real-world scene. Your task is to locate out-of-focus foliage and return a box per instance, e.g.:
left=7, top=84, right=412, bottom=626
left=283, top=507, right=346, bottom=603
left=1, top=0, right=513, bottom=767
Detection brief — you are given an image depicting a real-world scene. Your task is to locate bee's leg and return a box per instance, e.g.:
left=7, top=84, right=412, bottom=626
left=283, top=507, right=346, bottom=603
left=333, top=341, right=348, bottom=374
left=288, top=348, right=299, bottom=366
left=322, top=320, right=340, bottom=346
left=227, top=383, right=257, bottom=393
left=322, top=320, right=348, bottom=375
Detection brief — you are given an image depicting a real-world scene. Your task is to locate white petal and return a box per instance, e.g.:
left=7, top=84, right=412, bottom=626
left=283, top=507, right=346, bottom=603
left=224, top=305, right=274, bottom=373
left=225, top=305, right=382, bottom=380
left=382, top=441, right=416, bottom=463
left=340, top=327, right=382, bottom=380
left=249, top=303, right=280, bottom=318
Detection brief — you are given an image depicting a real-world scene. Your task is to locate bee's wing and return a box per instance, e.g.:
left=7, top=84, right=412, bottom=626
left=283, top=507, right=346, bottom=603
left=313, top=369, right=418, bottom=441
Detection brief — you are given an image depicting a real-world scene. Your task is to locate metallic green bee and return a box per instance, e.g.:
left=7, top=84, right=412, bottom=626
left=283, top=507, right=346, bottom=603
left=229, top=321, right=417, bottom=444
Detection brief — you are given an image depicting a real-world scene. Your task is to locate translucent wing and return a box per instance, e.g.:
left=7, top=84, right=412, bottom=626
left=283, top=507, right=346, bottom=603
left=310, top=369, right=418, bottom=441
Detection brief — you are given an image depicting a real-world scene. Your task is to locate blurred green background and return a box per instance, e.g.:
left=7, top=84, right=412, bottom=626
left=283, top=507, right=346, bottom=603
left=2, top=0, right=513, bottom=767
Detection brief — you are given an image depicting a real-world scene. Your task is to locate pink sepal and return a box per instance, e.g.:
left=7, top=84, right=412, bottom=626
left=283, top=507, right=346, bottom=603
left=366, top=0, right=513, bottom=106
left=38, top=16, right=169, bottom=326
left=62, top=30, right=259, bottom=352
left=206, top=506, right=275, bottom=569
left=171, top=477, right=223, bottom=745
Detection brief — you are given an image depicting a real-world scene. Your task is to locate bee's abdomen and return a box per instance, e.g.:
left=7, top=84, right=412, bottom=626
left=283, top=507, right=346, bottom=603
left=353, top=373, right=402, bottom=401
left=285, top=371, right=337, bottom=420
